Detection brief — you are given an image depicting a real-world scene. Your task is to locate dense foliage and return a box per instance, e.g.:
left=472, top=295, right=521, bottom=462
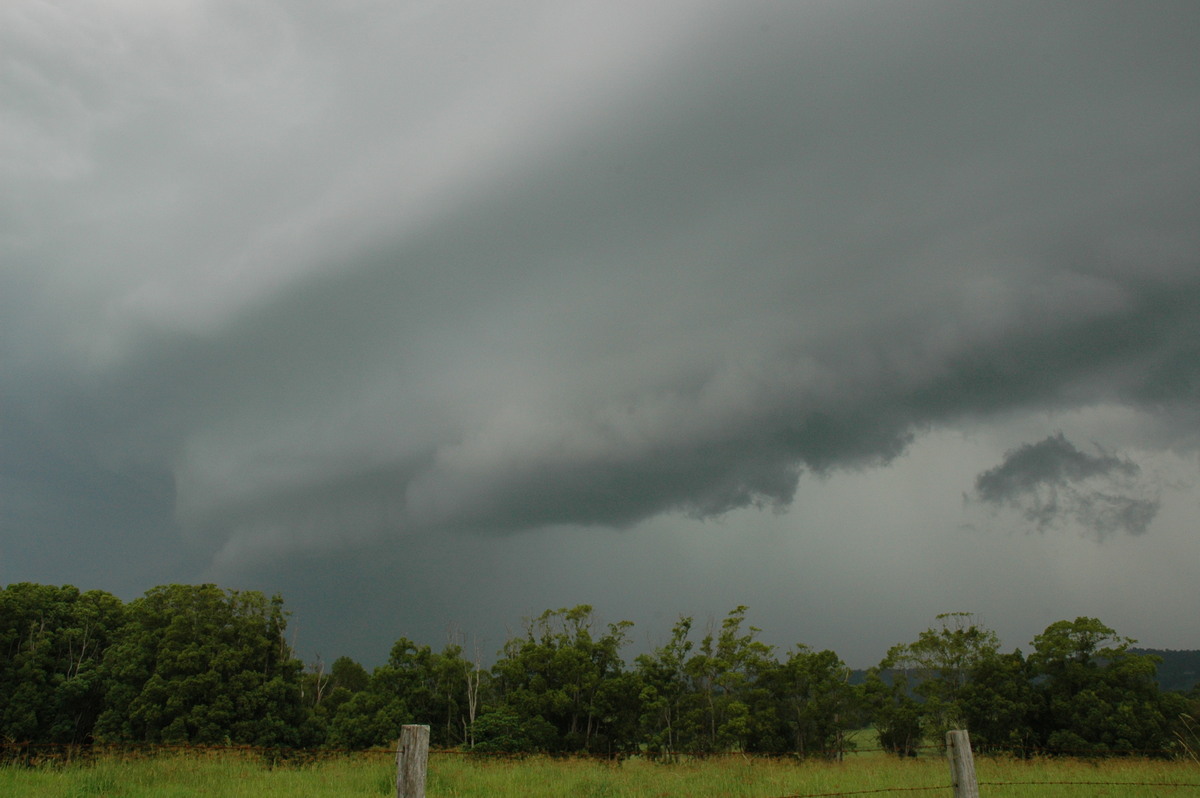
left=0, top=584, right=123, bottom=745
left=2, top=584, right=1196, bottom=756
left=93, top=585, right=309, bottom=747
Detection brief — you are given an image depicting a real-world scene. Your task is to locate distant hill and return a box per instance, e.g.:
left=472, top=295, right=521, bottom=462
left=1135, top=648, right=1200, bottom=693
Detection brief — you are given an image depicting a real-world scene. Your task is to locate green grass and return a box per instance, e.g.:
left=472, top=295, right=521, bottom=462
left=0, top=751, right=393, bottom=798
left=1, top=747, right=1197, bottom=797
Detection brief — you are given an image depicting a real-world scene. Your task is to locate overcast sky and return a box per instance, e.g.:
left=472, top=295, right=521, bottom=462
left=3, top=1, right=1199, bottom=668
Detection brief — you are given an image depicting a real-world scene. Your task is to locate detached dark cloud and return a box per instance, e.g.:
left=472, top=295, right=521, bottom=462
left=974, top=434, right=1160, bottom=538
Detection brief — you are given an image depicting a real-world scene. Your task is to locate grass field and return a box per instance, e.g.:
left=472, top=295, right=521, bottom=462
left=2, top=744, right=1197, bottom=797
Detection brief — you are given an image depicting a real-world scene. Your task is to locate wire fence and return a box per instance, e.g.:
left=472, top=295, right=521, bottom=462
left=980, top=780, right=1200, bottom=790
left=0, top=738, right=1197, bottom=760
left=802, top=783, right=1200, bottom=797
left=3, top=737, right=1199, bottom=797
left=772, top=788, right=946, bottom=797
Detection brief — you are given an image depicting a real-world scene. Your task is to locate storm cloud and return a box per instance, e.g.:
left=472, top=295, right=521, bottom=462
left=3, top=1, right=1200, bottom=664
left=974, top=434, right=1160, bottom=538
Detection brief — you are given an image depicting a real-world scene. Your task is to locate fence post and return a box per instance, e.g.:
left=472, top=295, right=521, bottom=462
left=946, top=729, right=979, bottom=798
left=396, top=724, right=430, bottom=798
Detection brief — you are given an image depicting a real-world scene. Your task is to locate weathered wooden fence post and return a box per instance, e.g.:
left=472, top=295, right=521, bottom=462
left=945, top=729, right=979, bottom=798
left=396, top=724, right=430, bottom=798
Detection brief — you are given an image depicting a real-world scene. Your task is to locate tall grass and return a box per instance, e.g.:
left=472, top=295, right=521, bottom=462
left=1, top=747, right=1197, bottom=797
left=1178, top=714, right=1199, bottom=764
left=0, top=751, right=393, bottom=798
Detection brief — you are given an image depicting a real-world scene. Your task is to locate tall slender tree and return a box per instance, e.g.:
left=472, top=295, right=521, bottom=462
left=884, top=612, right=1000, bottom=742
left=634, top=616, right=695, bottom=757
left=490, top=606, right=637, bottom=753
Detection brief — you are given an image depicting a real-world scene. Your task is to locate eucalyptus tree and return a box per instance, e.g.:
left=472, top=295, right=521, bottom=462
left=684, top=606, right=777, bottom=753
left=490, top=605, right=637, bottom=753
left=634, top=616, right=695, bottom=756
left=326, top=638, right=475, bottom=749
left=763, top=646, right=858, bottom=758
left=883, top=612, right=1001, bottom=742
left=862, top=664, right=924, bottom=757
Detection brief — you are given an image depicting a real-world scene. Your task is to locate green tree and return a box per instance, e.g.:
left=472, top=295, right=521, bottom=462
left=634, top=616, right=695, bottom=757
left=93, top=584, right=307, bottom=747
left=683, top=606, right=776, bottom=753
left=319, top=656, right=371, bottom=719
left=426, top=642, right=477, bottom=747
left=862, top=666, right=924, bottom=757
left=957, top=648, right=1038, bottom=754
left=470, top=706, right=556, bottom=754
left=300, top=655, right=370, bottom=744
left=0, top=583, right=125, bottom=744
left=331, top=656, right=370, bottom=693
left=885, top=612, right=1000, bottom=743
left=490, top=606, right=636, bottom=753
left=763, top=647, right=858, bottom=758
left=326, top=638, right=474, bottom=749
left=1029, top=617, right=1176, bottom=754
left=325, top=688, right=408, bottom=749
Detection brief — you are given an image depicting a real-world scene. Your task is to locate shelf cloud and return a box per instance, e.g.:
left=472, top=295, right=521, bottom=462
left=3, top=1, right=1199, bottom=665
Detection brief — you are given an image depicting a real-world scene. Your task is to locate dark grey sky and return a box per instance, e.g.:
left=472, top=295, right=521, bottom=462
left=3, top=1, right=1199, bottom=666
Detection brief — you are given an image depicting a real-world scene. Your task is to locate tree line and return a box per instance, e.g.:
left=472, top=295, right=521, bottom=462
left=2, top=584, right=1196, bottom=757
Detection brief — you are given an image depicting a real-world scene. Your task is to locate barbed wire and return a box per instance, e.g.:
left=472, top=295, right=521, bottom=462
left=979, top=780, right=1200, bottom=789
left=5, top=741, right=1199, bottom=798
left=0, top=738, right=1193, bottom=760
left=764, top=784, right=1200, bottom=798
left=770, top=787, right=946, bottom=797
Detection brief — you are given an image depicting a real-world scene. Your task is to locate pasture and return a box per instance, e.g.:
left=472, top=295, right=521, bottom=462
left=2, top=744, right=1198, bottom=797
